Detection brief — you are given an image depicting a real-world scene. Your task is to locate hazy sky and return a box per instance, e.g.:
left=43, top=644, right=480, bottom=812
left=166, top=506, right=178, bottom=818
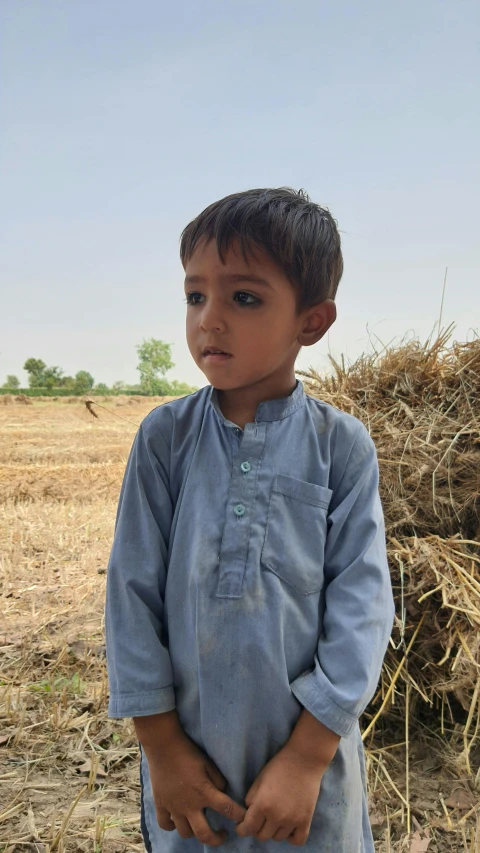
left=1, top=0, right=479, bottom=388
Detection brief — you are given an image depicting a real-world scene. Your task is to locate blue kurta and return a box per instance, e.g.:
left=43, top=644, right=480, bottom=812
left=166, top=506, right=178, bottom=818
left=105, top=382, right=395, bottom=852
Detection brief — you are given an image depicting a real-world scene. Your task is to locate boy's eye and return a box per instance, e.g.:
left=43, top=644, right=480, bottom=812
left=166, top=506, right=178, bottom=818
left=186, top=291, right=260, bottom=307
left=234, top=291, right=260, bottom=306
left=186, top=292, right=204, bottom=305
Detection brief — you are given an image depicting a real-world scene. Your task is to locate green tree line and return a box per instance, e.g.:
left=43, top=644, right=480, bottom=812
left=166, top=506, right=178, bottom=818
left=2, top=339, right=197, bottom=397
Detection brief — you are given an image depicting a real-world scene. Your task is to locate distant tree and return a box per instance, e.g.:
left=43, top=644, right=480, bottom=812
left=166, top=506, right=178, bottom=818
left=168, top=379, right=197, bottom=396
left=93, top=382, right=110, bottom=394
left=74, top=370, right=95, bottom=394
left=20, top=360, right=99, bottom=395
left=136, top=338, right=174, bottom=395
left=23, top=359, right=67, bottom=389
left=42, top=366, right=64, bottom=390
left=2, top=375, right=20, bottom=389
left=150, top=378, right=175, bottom=395
left=111, top=380, right=126, bottom=394
left=60, top=376, right=76, bottom=390
left=24, top=358, right=47, bottom=387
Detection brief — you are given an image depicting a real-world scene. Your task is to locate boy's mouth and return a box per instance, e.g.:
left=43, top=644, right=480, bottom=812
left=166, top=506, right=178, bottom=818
left=202, top=347, right=232, bottom=363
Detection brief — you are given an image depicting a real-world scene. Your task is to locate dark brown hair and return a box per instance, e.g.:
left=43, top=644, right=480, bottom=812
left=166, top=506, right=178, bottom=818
left=180, top=187, right=343, bottom=310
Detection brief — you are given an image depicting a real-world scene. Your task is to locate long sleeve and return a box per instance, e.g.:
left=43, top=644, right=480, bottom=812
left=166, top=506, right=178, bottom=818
left=290, top=425, right=395, bottom=738
left=105, top=418, right=175, bottom=718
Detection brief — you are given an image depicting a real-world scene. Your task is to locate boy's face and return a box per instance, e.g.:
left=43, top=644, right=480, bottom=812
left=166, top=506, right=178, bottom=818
left=184, top=239, right=335, bottom=394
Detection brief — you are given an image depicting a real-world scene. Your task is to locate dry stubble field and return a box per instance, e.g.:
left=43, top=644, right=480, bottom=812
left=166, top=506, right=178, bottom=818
left=0, top=394, right=478, bottom=852
left=0, top=396, right=163, bottom=852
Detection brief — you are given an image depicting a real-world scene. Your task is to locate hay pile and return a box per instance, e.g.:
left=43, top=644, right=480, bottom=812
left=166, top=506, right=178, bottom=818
left=303, top=330, right=480, bottom=774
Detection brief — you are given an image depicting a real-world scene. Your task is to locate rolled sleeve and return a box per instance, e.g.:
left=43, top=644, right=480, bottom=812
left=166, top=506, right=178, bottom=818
left=290, top=426, right=395, bottom=738
left=108, top=684, right=176, bottom=719
left=105, top=417, right=175, bottom=718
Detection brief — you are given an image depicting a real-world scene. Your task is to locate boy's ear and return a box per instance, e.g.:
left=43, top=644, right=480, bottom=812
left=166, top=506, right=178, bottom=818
left=297, top=299, right=337, bottom=347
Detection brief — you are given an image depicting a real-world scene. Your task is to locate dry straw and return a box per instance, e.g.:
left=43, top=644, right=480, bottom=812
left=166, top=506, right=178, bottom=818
left=302, top=329, right=479, bottom=708
left=302, top=328, right=480, bottom=843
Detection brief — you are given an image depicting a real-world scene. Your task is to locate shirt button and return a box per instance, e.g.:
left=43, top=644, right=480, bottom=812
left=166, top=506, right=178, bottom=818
left=240, top=461, right=251, bottom=473
left=234, top=503, right=246, bottom=516
left=234, top=428, right=242, bottom=436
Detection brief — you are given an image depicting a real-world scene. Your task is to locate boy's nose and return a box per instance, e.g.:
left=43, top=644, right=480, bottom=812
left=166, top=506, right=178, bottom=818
left=199, top=302, right=226, bottom=333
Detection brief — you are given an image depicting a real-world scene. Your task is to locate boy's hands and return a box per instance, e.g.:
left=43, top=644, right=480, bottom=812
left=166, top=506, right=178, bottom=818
left=134, top=712, right=246, bottom=847
left=234, top=743, right=323, bottom=844
left=135, top=709, right=339, bottom=846
left=235, top=710, right=340, bottom=845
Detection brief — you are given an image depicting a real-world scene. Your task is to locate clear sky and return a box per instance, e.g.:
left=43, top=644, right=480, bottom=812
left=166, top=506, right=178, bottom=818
left=1, top=0, right=479, bottom=389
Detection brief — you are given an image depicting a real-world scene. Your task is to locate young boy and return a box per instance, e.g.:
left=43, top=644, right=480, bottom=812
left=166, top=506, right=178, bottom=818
left=105, top=188, right=395, bottom=852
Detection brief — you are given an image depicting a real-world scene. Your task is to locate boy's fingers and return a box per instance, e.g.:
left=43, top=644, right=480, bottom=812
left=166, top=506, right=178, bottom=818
left=287, top=825, right=309, bottom=846
left=171, top=815, right=194, bottom=839
left=155, top=807, right=175, bottom=831
left=244, top=777, right=260, bottom=807
left=207, top=788, right=246, bottom=824
left=205, top=760, right=227, bottom=791
left=273, top=825, right=293, bottom=842
left=235, top=807, right=265, bottom=837
left=189, top=812, right=228, bottom=847
left=256, top=818, right=281, bottom=841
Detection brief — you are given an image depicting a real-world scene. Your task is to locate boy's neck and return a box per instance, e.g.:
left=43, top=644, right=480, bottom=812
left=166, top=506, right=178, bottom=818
left=216, top=372, right=298, bottom=430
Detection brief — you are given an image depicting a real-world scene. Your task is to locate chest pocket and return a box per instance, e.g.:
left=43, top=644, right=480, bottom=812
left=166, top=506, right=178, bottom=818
left=261, top=474, right=332, bottom=595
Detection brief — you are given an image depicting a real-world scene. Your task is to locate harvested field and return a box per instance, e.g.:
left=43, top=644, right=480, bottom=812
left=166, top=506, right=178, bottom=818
left=1, top=337, right=479, bottom=852
left=0, top=398, right=163, bottom=852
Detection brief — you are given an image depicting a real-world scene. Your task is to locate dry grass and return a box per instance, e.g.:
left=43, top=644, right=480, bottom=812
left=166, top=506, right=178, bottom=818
left=0, top=398, right=161, bottom=852
left=303, top=328, right=480, bottom=541
left=303, top=330, right=480, bottom=851
left=1, top=346, right=479, bottom=851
